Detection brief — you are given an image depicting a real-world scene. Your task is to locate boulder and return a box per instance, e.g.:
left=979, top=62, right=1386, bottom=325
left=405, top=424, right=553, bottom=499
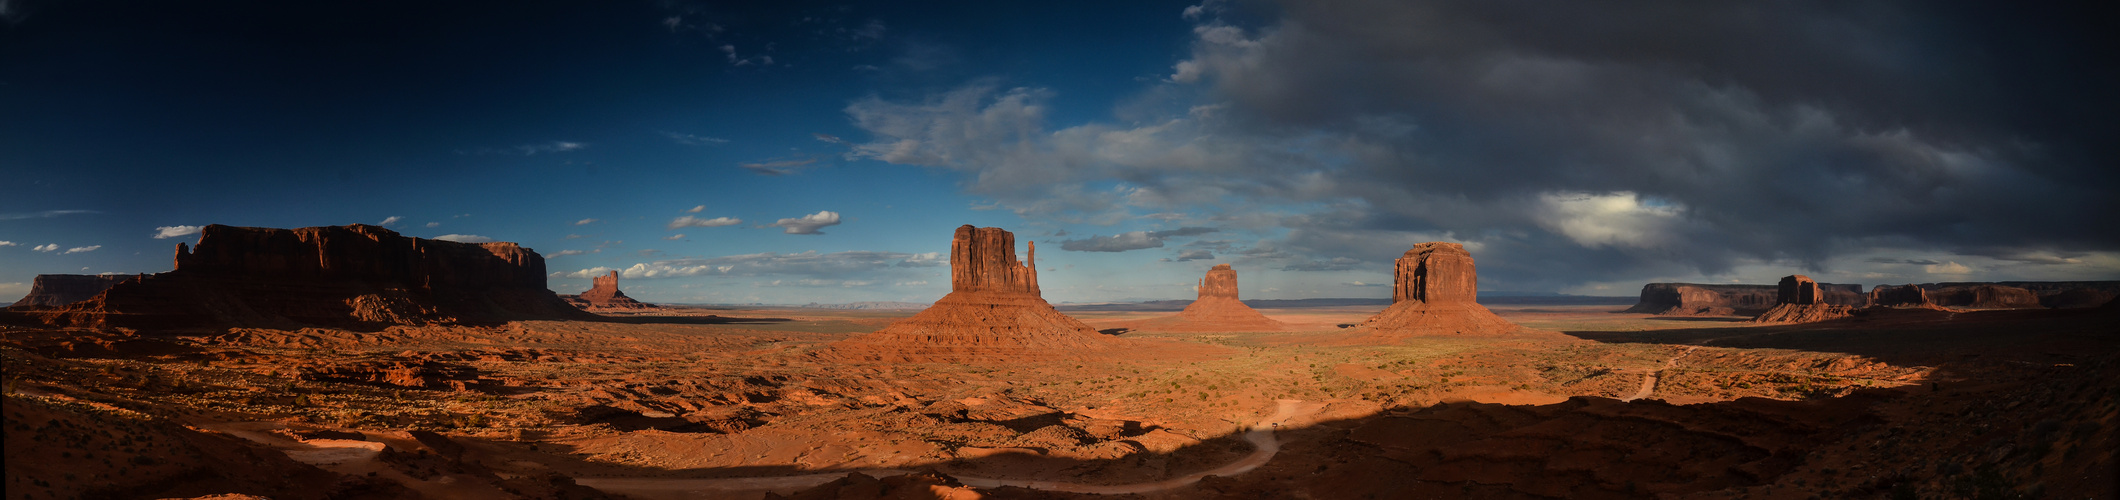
left=1338, top=243, right=1558, bottom=343
left=7, top=274, right=133, bottom=309
left=560, top=271, right=655, bottom=310
left=828, top=225, right=1123, bottom=362
left=24, top=224, right=592, bottom=330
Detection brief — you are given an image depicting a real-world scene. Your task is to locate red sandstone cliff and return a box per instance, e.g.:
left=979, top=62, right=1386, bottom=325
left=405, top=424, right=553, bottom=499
left=829, top=226, right=1122, bottom=362
left=26, top=224, right=591, bottom=329
left=1339, top=243, right=1555, bottom=343
left=1624, top=282, right=1865, bottom=316
left=561, top=271, right=655, bottom=310
left=1749, top=275, right=1856, bottom=324
left=7, top=274, right=132, bottom=309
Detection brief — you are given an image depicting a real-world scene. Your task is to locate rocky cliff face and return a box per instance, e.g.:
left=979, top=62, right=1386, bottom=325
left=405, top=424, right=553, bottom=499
left=1868, top=284, right=1931, bottom=307
left=830, top=225, right=1121, bottom=362
left=28, top=224, right=590, bottom=329
left=1198, top=264, right=1239, bottom=300
left=561, top=271, right=654, bottom=310
left=8, top=274, right=134, bottom=309
left=1339, top=243, right=1557, bottom=343
left=1750, top=275, right=1854, bottom=324
left=1922, top=284, right=2045, bottom=310
left=1626, top=282, right=1865, bottom=316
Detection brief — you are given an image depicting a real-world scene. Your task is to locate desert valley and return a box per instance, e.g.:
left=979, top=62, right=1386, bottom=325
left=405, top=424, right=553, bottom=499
left=2, top=223, right=2114, bottom=499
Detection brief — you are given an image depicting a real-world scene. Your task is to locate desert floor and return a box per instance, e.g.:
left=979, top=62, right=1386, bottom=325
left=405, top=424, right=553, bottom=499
left=3, top=303, right=2114, bottom=499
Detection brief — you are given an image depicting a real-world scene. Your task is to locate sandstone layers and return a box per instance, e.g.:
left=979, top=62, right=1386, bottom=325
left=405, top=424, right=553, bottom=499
left=1142, top=264, right=1285, bottom=332
left=1625, top=282, right=1865, bottom=316
left=7, top=274, right=131, bottom=309
left=830, top=225, right=1122, bottom=362
left=1341, top=242, right=1543, bottom=343
left=1750, top=275, right=1856, bottom=324
left=20, top=224, right=591, bottom=329
left=560, top=271, right=655, bottom=310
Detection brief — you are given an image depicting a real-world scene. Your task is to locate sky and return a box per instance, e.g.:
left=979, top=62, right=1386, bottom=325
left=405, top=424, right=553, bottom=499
left=3, top=0, right=2117, bottom=305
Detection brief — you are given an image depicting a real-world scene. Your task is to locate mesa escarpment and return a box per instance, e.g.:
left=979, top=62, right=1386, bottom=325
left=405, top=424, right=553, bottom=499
left=1339, top=243, right=1554, bottom=342
left=1624, top=282, right=1865, bottom=316
left=828, top=225, right=1123, bottom=362
left=1138, top=264, right=1285, bottom=332
left=21, top=224, right=592, bottom=329
left=1750, top=275, right=1856, bottom=324
left=7, top=274, right=133, bottom=309
left=561, top=271, right=656, bottom=310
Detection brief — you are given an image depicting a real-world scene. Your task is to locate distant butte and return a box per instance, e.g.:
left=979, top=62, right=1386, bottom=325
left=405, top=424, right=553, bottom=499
left=561, top=271, right=657, bottom=310
left=1135, top=264, right=1284, bottom=332
left=1749, top=275, right=1856, bottom=324
left=6, top=274, right=131, bottom=309
left=1337, top=242, right=1560, bottom=343
left=14, top=224, right=591, bottom=330
left=827, top=225, right=1124, bottom=362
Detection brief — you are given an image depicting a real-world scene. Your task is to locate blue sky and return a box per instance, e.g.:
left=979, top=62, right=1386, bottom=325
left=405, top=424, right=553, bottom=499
left=4, top=0, right=2117, bottom=304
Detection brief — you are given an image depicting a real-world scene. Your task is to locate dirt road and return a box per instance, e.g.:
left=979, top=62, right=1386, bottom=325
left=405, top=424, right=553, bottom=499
left=1622, top=345, right=1698, bottom=402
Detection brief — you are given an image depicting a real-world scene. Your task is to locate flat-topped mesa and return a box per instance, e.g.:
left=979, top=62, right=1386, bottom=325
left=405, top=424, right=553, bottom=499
left=1750, top=274, right=1855, bottom=324
left=561, top=271, right=656, bottom=310
left=1624, top=281, right=1865, bottom=316
left=27, top=224, right=592, bottom=330
left=1198, top=264, right=1239, bottom=300
left=951, top=225, right=1039, bottom=295
left=7, top=274, right=133, bottom=309
left=1394, top=242, right=1477, bottom=305
left=1869, top=284, right=1931, bottom=307
left=829, top=225, right=1122, bottom=363
left=1338, top=243, right=1562, bottom=343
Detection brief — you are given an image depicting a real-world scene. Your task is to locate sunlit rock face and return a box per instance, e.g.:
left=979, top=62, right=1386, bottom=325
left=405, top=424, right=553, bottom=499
left=562, top=271, right=655, bottom=310
left=828, top=225, right=1122, bottom=363
left=1338, top=243, right=1560, bottom=344
left=1750, top=275, right=1855, bottom=324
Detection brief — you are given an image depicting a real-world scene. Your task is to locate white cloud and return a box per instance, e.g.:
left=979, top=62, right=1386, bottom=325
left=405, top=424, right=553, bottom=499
left=739, top=158, right=815, bottom=176
left=668, top=216, right=743, bottom=230
left=767, top=211, right=841, bottom=235
left=663, top=234, right=685, bottom=241
left=564, top=250, right=938, bottom=279
left=152, top=225, right=202, bottom=239
left=575, top=218, right=600, bottom=225
left=62, top=245, right=100, bottom=254
left=1533, top=191, right=1691, bottom=249
left=425, top=222, right=440, bottom=228
left=32, top=243, right=58, bottom=252
left=895, top=280, right=929, bottom=286
left=1925, top=261, right=1974, bottom=275
left=548, top=249, right=593, bottom=258
left=378, top=216, right=403, bottom=227
left=0, top=209, right=99, bottom=220
left=685, top=205, right=706, bottom=213
left=433, top=234, right=495, bottom=243
left=518, top=141, right=584, bottom=155
left=0, top=241, right=15, bottom=247
left=662, top=132, right=729, bottom=145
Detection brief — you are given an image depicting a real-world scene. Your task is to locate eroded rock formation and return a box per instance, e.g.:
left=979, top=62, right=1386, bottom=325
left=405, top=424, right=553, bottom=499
left=1868, top=284, right=1932, bottom=307
left=1625, top=282, right=1866, bottom=316
left=24, top=224, right=591, bottom=329
left=1340, top=243, right=1554, bottom=342
left=561, top=271, right=655, bottom=310
left=1924, top=284, right=2041, bottom=310
left=1139, top=264, right=1284, bottom=332
left=7, top=274, right=132, bottom=309
left=1750, top=275, right=1855, bottom=324
left=829, top=225, right=1122, bottom=362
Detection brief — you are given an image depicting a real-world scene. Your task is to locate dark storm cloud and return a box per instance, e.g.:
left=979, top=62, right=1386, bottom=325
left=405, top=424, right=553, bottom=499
left=1166, top=0, right=2119, bottom=286
left=1059, top=227, right=1218, bottom=252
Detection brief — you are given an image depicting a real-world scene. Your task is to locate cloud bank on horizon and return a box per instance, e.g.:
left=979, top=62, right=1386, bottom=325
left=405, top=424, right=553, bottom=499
left=1, top=0, right=2113, bottom=304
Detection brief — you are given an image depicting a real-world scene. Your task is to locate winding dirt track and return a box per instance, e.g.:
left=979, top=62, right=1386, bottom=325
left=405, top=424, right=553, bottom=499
left=1622, top=346, right=1699, bottom=402
left=575, top=399, right=1314, bottom=497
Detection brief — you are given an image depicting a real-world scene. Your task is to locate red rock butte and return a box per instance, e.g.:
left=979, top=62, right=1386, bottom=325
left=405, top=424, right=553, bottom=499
left=1339, top=242, right=1550, bottom=343
left=1140, top=264, right=1284, bottom=332
left=17, top=224, right=592, bottom=329
left=1750, top=275, right=1856, bottom=324
left=561, top=271, right=655, bottom=310
left=829, top=225, right=1123, bottom=363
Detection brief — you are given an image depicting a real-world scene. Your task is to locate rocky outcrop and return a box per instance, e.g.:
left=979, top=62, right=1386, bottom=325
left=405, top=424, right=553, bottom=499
left=1867, top=284, right=1931, bottom=307
left=1139, top=264, right=1284, bottom=332
left=560, top=271, right=655, bottom=310
left=1626, top=281, right=1867, bottom=316
left=1921, top=284, right=2043, bottom=310
left=1749, top=275, right=1855, bottom=324
left=829, top=225, right=1123, bottom=362
left=1339, top=243, right=1557, bottom=343
left=24, top=224, right=592, bottom=330
left=7, top=274, right=133, bottom=309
